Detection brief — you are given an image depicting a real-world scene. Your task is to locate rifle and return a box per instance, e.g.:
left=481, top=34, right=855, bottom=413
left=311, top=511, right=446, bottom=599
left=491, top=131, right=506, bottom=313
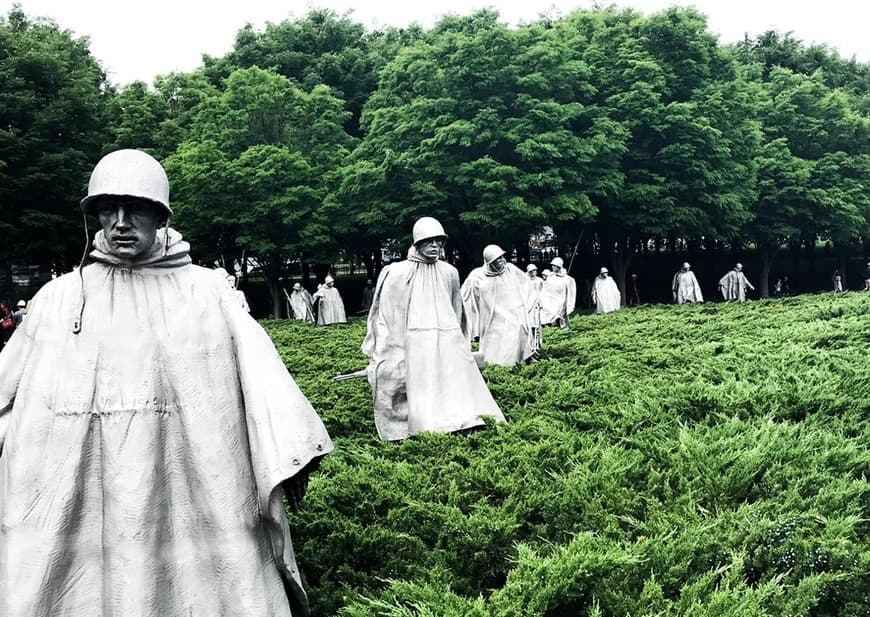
left=332, top=369, right=367, bottom=382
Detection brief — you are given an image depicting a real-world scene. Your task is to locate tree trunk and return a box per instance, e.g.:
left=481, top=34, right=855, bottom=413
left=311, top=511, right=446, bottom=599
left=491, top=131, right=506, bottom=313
left=610, top=236, right=636, bottom=305
left=264, top=255, right=284, bottom=318
left=759, top=247, right=776, bottom=298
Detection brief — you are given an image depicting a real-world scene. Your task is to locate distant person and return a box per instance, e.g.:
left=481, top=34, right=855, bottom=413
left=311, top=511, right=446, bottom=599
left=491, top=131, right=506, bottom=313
left=718, top=263, right=755, bottom=301
left=0, top=303, right=14, bottom=348
left=286, top=282, right=315, bottom=322
left=13, top=300, right=27, bottom=327
left=863, top=262, right=870, bottom=291
left=591, top=267, right=621, bottom=314
left=672, top=262, right=703, bottom=304
left=832, top=269, right=844, bottom=293
left=361, top=217, right=505, bottom=441
left=359, top=279, right=375, bottom=314
left=539, top=257, right=576, bottom=329
left=312, top=275, right=347, bottom=325
left=774, top=277, right=784, bottom=297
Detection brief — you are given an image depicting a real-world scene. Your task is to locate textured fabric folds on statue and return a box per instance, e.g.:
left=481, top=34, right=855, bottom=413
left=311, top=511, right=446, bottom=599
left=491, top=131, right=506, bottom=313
left=592, top=275, right=621, bottom=314
left=361, top=245, right=504, bottom=441
left=673, top=270, right=703, bottom=304
left=313, top=285, right=347, bottom=325
left=464, top=263, right=534, bottom=366
left=460, top=266, right=486, bottom=340
left=0, top=228, right=333, bottom=617
left=289, top=288, right=315, bottom=322
left=539, top=272, right=576, bottom=326
left=718, top=269, right=754, bottom=301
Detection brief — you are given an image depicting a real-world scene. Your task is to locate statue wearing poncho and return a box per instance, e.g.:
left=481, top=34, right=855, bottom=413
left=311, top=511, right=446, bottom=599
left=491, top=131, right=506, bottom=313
left=288, top=283, right=315, bottom=322
left=0, top=150, right=332, bottom=617
left=312, top=276, right=347, bottom=325
left=539, top=257, right=576, bottom=329
left=462, top=246, right=535, bottom=366
left=361, top=220, right=505, bottom=441
left=592, top=267, right=621, bottom=314
left=672, top=262, right=704, bottom=304
left=718, top=263, right=755, bottom=302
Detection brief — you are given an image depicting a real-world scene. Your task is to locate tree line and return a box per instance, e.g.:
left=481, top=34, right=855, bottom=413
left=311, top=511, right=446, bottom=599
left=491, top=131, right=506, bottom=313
left=2, top=5, right=868, bottom=315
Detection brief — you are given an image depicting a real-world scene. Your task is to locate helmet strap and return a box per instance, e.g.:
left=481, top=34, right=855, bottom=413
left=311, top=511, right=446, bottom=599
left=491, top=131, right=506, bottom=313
left=163, top=216, right=171, bottom=256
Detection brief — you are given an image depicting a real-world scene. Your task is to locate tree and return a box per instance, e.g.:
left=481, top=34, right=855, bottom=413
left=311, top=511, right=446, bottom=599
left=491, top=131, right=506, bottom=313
left=165, top=67, right=354, bottom=316
left=0, top=7, right=112, bottom=271
left=338, top=10, right=625, bottom=274
left=555, top=7, right=758, bottom=296
left=201, top=9, right=414, bottom=138
left=744, top=67, right=870, bottom=294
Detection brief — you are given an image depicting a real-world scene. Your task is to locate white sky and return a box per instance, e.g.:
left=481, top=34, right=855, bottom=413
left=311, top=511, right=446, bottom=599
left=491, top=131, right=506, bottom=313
left=3, top=0, right=869, bottom=86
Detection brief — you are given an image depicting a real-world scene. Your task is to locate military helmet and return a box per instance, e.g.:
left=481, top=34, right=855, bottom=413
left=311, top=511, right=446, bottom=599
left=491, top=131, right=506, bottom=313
left=482, top=244, right=506, bottom=265
left=80, top=149, right=171, bottom=219
left=412, top=217, right=447, bottom=244
left=526, top=264, right=538, bottom=273
left=550, top=256, right=564, bottom=268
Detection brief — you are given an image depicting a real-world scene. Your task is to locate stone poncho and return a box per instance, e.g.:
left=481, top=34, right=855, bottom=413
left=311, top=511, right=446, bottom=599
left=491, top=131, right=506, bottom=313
left=592, top=276, right=621, bottom=314
left=312, top=285, right=347, bottom=325
left=672, top=270, right=704, bottom=304
left=361, top=246, right=505, bottom=441
left=0, top=229, right=333, bottom=617
left=463, top=263, right=534, bottom=366
left=540, top=272, right=577, bottom=327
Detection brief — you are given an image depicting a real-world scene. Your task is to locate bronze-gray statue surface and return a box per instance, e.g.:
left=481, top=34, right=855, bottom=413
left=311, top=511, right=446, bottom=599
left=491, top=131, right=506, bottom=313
left=461, top=245, right=535, bottom=366
left=287, top=282, right=315, bottom=322
left=539, top=256, right=576, bottom=328
left=718, top=263, right=755, bottom=301
left=312, top=275, right=347, bottom=325
left=672, top=262, right=704, bottom=304
left=591, top=267, right=621, bottom=314
left=0, top=149, right=333, bottom=617
left=361, top=217, right=505, bottom=441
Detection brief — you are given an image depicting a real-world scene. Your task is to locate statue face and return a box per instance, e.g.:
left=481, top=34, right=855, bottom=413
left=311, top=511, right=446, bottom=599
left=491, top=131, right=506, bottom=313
left=96, top=197, right=163, bottom=261
left=551, top=265, right=562, bottom=274
left=490, top=256, right=506, bottom=270
left=417, top=237, right=444, bottom=261
left=527, top=270, right=537, bottom=278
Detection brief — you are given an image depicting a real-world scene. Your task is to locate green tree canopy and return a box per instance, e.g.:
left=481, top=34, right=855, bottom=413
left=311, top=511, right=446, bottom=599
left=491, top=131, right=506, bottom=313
left=0, top=7, right=112, bottom=270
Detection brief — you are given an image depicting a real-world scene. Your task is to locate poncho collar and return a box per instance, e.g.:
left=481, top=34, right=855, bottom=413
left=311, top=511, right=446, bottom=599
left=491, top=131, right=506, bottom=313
left=90, top=227, right=192, bottom=269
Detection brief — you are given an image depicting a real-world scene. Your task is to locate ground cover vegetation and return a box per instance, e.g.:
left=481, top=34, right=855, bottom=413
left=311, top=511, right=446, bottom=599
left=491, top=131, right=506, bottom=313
left=264, top=292, right=870, bottom=616
left=2, top=6, right=869, bottom=305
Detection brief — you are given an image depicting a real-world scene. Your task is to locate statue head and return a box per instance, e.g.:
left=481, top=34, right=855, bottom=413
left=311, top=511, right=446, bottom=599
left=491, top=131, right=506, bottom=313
left=542, top=269, right=552, bottom=280
left=325, top=275, right=335, bottom=287
left=735, top=263, right=743, bottom=272
left=293, top=282, right=303, bottom=291
left=483, top=244, right=506, bottom=273
left=366, top=279, right=373, bottom=286
left=82, top=150, right=171, bottom=262
left=550, top=256, right=564, bottom=273
left=526, top=264, right=538, bottom=277
left=682, top=262, right=691, bottom=271
left=412, top=217, right=447, bottom=262
left=599, top=267, right=609, bottom=278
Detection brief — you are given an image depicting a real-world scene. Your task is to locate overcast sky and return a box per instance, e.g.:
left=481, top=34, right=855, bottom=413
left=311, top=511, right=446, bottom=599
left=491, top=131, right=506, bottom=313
left=3, top=0, right=869, bottom=86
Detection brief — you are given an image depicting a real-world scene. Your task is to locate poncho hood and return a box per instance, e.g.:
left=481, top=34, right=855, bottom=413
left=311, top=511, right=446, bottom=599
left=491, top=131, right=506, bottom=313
left=90, top=227, right=192, bottom=269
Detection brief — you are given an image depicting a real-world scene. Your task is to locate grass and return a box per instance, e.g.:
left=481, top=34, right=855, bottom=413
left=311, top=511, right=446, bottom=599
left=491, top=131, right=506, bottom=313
left=261, top=291, right=870, bottom=616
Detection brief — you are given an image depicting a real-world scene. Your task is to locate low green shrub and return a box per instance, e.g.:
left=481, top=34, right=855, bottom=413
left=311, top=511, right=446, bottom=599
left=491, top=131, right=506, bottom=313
left=261, top=292, right=870, bottom=616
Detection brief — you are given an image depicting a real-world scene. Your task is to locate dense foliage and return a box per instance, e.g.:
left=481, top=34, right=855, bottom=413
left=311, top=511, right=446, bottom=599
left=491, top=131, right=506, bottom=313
left=1, top=6, right=869, bottom=296
left=262, top=292, right=870, bottom=615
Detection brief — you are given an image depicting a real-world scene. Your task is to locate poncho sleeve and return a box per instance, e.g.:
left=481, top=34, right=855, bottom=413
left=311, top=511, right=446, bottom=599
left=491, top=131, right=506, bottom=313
left=215, top=277, right=333, bottom=616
